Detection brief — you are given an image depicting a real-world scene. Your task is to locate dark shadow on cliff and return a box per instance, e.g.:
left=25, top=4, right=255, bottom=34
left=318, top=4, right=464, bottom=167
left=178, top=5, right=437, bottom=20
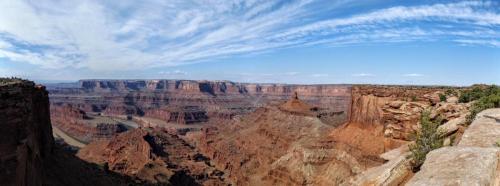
left=43, top=144, right=170, bottom=186
left=169, top=171, right=201, bottom=186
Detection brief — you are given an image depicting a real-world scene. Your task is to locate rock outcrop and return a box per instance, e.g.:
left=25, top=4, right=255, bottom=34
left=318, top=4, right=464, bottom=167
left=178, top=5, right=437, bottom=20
left=0, top=79, right=54, bottom=186
left=77, top=129, right=154, bottom=175
left=78, top=128, right=228, bottom=185
left=347, top=145, right=413, bottom=186
left=336, top=85, right=467, bottom=155
left=407, top=108, right=500, bottom=186
left=279, top=92, right=314, bottom=115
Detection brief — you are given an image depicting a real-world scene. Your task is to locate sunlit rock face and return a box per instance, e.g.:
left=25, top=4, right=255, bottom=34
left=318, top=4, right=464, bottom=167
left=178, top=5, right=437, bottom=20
left=344, top=85, right=458, bottom=154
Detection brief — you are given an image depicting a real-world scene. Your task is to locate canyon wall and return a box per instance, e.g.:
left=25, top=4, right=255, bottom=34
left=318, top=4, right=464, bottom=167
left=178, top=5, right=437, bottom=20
left=0, top=80, right=54, bottom=186
left=48, top=80, right=352, bottom=141
left=49, top=80, right=352, bottom=117
left=48, top=79, right=459, bottom=148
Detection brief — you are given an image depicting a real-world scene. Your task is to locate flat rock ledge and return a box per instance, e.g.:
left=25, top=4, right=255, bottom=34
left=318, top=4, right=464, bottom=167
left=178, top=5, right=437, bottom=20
left=407, top=108, right=500, bottom=186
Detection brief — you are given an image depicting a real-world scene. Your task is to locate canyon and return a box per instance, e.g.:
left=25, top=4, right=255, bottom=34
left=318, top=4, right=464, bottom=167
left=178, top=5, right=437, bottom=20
left=48, top=80, right=352, bottom=142
left=0, top=79, right=138, bottom=186
left=2, top=78, right=485, bottom=186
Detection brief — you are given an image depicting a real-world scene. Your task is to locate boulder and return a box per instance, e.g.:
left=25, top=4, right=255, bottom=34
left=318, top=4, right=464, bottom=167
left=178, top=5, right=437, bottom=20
left=437, top=115, right=466, bottom=136
left=442, top=137, right=451, bottom=146
left=459, top=108, right=500, bottom=147
left=379, top=144, right=409, bottom=161
left=348, top=152, right=412, bottom=186
left=388, top=101, right=405, bottom=109
left=406, top=147, right=499, bottom=186
left=426, top=92, right=442, bottom=105
left=431, top=103, right=468, bottom=120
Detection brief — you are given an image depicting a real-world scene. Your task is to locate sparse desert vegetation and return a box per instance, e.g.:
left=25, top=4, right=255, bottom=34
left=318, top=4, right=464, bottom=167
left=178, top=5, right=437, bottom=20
left=459, top=85, right=500, bottom=124
left=409, top=110, right=444, bottom=171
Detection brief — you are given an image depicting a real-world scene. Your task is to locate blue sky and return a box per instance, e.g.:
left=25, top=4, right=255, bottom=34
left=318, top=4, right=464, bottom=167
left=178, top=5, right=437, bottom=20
left=0, top=0, right=499, bottom=85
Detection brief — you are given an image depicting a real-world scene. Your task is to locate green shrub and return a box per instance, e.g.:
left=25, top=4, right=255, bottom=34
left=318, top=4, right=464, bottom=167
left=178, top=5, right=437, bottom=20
left=445, top=89, right=457, bottom=96
left=409, top=110, right=444, bottom=171
left=466, top=93, right=500, bottom=125
left=439, top=94, right=446, bottom=102
left=495, top=140, right=500, bottom=148
left=458, top=85, right=500, bottom=125
left=459, top=85, right=500, bottom=103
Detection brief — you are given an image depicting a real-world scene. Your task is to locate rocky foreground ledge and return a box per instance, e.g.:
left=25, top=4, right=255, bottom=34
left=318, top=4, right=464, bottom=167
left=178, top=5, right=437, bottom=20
left=407, top=108, right=500, bottom=186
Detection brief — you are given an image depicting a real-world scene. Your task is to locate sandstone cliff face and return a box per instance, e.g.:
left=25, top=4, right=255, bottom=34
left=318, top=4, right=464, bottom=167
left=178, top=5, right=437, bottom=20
left=0, top=80, right=54, bottom=186
left=336, top=85, right=455, bottom=155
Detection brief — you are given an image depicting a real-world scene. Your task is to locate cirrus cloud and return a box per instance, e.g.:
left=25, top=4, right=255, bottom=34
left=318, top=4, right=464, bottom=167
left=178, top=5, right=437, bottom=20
left=0, top=0, right=498, bottom=72
left=403, top=73, right=425, bottom=77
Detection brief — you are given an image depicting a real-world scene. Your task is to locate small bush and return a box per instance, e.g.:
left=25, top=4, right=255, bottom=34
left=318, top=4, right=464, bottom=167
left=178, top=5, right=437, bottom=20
left=409, top=110, right=444, bottom=171
left=439, top=94, right=446, bottom=102
left=495, top=140, right=500, bottom=148
left=445, top=89, right=457, bottom=96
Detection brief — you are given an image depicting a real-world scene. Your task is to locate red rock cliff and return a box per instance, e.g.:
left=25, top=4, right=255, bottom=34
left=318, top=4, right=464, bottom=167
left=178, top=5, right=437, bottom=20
left=0, top=79, right=54, bottom=186
left=333, top=85, right=452, bottom=156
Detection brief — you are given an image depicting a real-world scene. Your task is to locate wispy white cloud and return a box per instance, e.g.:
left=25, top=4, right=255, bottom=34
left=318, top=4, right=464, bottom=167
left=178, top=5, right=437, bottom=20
left=454, top=39, right=500, bottom=47
left=284, top=72, right=300, bottom=76
left=0, top=0, right=498, bottom=72
left=311, top=73, right=329, bottom=77
left=403, top=73, right=425, bottom=77
left=158, top=70, right=188, bottom=75
left=352, top=73, right=375, bottom=77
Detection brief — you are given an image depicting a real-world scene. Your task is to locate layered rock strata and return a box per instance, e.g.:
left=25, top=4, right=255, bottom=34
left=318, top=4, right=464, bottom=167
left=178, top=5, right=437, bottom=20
left=0, top=80, right=54, bottom=186
left=48, top=79, right=352, bottom=143
left=338, top=85, right=465, bottom=155
left=48, top=80, right=474, bottom=185
left=48, top=79, right=352, bottom=125
left=192, top=101, right=386, bottom=185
